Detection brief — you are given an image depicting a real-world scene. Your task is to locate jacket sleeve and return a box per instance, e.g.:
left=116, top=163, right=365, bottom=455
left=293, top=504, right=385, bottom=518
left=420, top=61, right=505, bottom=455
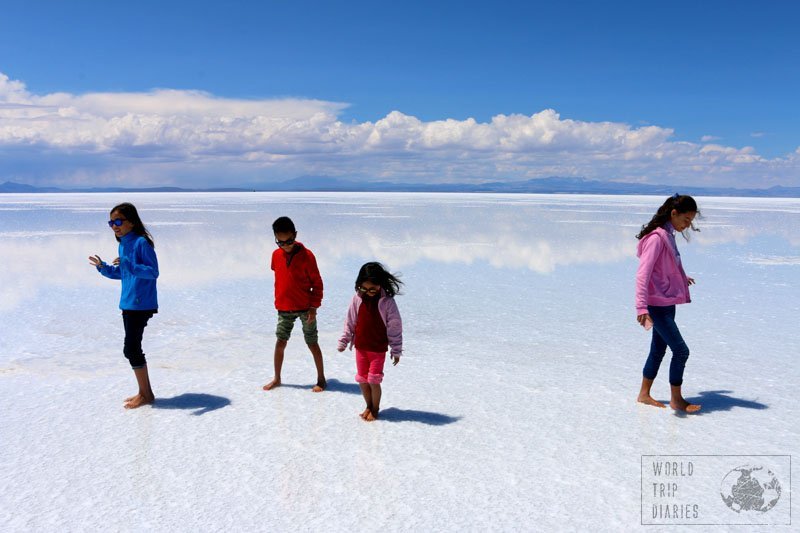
left=97, top=263, right=121, bottom=280
left=306, top=251, right=323, bottom=309
left=635, top=235, right=662, bottom=315
left=130, top=239, right=159, bottom=279
left=337, top=295, right=359, bottom=350
left=383, top=297, right=403, bottom=358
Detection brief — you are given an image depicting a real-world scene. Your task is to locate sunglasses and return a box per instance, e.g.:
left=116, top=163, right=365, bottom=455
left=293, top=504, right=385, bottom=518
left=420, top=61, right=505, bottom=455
left=357, top=286, right=380, bottom=295
left=108, top=218, right=127, bottom=227
left=275, top=237, right=296, bottom=246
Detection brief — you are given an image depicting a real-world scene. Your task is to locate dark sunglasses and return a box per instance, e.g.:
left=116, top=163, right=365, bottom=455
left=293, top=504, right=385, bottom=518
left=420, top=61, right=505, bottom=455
left=275, top=237, right=296, bottom=246
left=108, top=218, right=127, bottom=227
left=357, top=286, right=380, bottom=295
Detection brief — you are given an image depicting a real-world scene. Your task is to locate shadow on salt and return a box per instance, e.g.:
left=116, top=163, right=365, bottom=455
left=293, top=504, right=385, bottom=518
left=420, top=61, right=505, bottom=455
left=680, top=390, right=769, bottom=416
left=379, top=407, right=461, bottom=425
left=275, top=378, right=360, bottom=394
left=153, top=392, right=232, bottom=415
left=274, top=380, right=461, bottom=424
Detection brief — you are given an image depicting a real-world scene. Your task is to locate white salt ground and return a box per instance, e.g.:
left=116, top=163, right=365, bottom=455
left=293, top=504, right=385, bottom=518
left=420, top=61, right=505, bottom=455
left=1, top=192, right=798, bottom=531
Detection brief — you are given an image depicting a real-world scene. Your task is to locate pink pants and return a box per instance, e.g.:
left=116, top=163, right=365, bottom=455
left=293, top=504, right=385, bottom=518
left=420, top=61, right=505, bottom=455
left=355, top=349, right=386, bottom=384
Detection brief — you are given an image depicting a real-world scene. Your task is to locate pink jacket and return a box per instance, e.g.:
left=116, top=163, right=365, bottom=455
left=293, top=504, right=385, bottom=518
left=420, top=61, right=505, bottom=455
left=337, top=290, right=403, bottom=358
left=635, top=227, right=691, bottom=315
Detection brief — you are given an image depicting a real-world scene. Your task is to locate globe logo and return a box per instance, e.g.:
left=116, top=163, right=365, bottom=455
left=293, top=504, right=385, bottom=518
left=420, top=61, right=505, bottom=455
left=719, top=465, right=782, bottom=513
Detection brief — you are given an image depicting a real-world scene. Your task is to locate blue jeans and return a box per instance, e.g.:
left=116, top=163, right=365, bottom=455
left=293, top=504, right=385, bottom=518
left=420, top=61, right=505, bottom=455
left=642, top=305, right=690, bottom=386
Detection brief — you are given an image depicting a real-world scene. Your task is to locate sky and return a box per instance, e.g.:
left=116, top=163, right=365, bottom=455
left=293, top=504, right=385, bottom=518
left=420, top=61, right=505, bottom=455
left=1, top=0, right=798, bottom=189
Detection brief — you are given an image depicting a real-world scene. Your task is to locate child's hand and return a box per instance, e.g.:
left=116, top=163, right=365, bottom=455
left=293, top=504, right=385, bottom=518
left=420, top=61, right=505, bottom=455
left=687, top=277, right=696, bottom=286
left=637, top=313, right=653, bottom=330
left=306, top=308, right=317, bottom=323
left=337, top=345, right=345, bottom=352
left=88, top=255, right=103, bottom=267
left=391, top=355, right=400, bottom=366
left=112, top=257, right=120, bottom=266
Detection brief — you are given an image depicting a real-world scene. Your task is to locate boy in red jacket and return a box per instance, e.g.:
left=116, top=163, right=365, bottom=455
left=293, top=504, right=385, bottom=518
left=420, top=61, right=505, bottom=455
left=263, top=216, right=326, bottom=392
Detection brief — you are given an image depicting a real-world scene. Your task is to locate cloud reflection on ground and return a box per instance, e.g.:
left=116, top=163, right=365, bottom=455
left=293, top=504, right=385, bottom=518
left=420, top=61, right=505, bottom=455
left=1, top=193, right=798, bottom=311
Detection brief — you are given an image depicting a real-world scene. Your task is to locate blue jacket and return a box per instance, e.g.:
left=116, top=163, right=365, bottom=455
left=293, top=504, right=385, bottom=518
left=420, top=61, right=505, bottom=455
left=97, top=232, right=159, bottom=310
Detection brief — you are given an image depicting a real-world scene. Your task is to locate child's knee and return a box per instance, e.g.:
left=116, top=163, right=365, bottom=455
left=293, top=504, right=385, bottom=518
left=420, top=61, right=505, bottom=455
left=123, top=347, right=146, bottom=368
left=674, top=345, right=690, bottom=360
left=650, top=347, right=667, bottom=359
left=355, top=373, right=368, bottom=384
left=301, top=324, right=319, bottom=345
left=367, top=373, right=383, bottom=384
left=275, top=323, right=294, bottom=341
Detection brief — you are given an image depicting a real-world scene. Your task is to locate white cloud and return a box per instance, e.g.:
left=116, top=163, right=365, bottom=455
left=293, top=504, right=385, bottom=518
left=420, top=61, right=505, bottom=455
left=0, top=73, right=29, bottom=103
left=701, top=135, right=720, bottom=142
left=1, top=71, right=799, bottom=188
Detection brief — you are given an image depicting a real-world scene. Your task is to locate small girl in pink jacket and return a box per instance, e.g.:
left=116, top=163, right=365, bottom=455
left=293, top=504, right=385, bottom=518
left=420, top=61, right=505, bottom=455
left=635, top=194, right=701, bottom=413
left=337, top=262, right=403, bottom=421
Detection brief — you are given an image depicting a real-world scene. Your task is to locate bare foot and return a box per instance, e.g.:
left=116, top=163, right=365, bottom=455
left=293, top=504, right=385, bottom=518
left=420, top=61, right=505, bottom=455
left=637, top=395, right=666, bottom=408
left=359, top=408, right=371, bottom=419
left=311, top=379, right=326, bottom=392
left=363, top=409, right=379, bottom=422
left=124, top=394, right=154, bottom=409
left=670, top=399, right=701, bottom=413
left=262, top=378, right=281, bottom=391
left=124, top=395, right=137, bottom=403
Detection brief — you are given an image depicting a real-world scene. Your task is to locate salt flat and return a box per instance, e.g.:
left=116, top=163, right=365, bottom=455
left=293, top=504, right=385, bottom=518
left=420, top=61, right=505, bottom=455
left=1, top=192, right=798, bottom=531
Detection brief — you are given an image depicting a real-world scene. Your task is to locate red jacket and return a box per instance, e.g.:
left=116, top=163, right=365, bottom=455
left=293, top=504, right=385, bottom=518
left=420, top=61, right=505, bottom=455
left=270, top=242, right=323, bottom=311
left=338, top=290, right=403, bottom=358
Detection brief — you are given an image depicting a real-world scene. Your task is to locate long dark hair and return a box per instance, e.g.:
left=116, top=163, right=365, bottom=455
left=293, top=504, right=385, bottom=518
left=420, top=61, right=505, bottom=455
left=355, top=262, right=403, bottom=297
left=111, top=202, right=155, bottom=247
left=636, top=194, right=700, bottom=240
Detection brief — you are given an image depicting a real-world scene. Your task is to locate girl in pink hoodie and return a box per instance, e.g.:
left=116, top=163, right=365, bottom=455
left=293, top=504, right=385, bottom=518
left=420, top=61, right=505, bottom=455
left=635, top=194, right=701, bottom=413
left=337, top=262, right=403, bottom=421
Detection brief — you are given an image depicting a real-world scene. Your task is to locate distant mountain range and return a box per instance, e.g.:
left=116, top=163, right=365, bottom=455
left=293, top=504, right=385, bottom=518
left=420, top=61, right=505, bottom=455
left=0, top=181, right=245, bottom=193
left=2, top=177, right=799, bottom=197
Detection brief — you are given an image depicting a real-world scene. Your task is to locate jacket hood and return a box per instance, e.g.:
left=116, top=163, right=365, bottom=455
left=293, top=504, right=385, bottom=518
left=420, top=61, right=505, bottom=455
left=636, top=227, right=667, bottom=258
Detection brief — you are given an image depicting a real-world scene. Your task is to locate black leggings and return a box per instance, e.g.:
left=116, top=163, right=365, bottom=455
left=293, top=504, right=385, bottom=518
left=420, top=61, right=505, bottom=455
left=122, top=310, right=155, bottom=369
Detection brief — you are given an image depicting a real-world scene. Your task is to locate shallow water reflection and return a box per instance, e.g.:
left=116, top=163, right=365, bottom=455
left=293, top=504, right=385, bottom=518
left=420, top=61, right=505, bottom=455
left=1, top=192, right=798, bottom=313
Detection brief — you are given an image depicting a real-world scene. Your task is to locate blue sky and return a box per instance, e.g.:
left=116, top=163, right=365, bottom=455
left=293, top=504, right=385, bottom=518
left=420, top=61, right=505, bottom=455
left=1, top=0, right=798, bottom=188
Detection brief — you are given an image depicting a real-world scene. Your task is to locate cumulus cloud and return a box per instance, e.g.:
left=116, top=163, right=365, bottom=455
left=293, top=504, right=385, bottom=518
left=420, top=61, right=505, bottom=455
left=1, top=71, right=798, bottom=188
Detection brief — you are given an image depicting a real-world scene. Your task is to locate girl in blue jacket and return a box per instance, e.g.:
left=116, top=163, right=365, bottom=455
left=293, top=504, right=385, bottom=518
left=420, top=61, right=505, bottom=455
left=89, top=203, right=159, bottom=409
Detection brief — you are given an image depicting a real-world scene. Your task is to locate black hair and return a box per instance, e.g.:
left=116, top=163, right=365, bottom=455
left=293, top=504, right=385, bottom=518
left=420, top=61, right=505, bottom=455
left=272, top=216, right=296, bottom=234
left=110, top=202, right=154, bottom=247
left=636, top=194, right=700, bottom=240
left=355, top=262, right=403, bottom=297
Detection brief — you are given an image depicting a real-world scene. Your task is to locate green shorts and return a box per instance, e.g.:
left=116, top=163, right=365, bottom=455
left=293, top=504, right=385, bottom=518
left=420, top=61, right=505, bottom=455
left=276, top=310, right=318, bottom=344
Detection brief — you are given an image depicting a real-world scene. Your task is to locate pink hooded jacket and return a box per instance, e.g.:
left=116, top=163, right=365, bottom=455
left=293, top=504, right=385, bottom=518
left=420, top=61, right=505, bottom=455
left=337, top=290, right=403, bottom=358
left=635, top=226, right=691, bottom=315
